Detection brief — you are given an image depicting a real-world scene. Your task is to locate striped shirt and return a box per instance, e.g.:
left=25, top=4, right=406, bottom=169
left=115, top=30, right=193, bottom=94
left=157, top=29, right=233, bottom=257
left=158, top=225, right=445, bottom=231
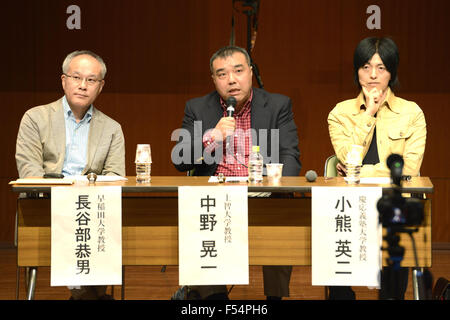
left=61, top=96, right=93, bottom=176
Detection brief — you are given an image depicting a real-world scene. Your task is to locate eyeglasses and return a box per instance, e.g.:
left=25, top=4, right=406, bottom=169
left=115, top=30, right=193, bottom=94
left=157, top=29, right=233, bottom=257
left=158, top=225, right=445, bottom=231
left=64, top=74, right=103, bottom=86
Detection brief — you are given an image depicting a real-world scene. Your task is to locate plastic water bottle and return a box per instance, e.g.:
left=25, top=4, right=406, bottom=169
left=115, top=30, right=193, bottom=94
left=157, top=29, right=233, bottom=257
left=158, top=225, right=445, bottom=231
left=344, top=145, right=363, bottom=185
left=136, top=163, right=151, bottom=183
left=135, top=144, right=152, bottom=183
left=248, top=145, right=263, bottom=182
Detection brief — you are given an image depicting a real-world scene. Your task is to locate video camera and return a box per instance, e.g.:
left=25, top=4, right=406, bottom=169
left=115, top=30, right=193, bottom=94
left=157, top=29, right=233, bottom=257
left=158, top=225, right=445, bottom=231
left=376, top=154, right=431, bottom=300
left=377, top=154, right=424, bottom=227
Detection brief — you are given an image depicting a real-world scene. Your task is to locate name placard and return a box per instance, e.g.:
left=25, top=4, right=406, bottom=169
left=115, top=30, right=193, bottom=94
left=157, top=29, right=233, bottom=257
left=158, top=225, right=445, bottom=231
left=51, top=186, right=122, bottom=286
left=178, top=186, right=249, bottom=286
left=312, top=187, right=382, bottom=287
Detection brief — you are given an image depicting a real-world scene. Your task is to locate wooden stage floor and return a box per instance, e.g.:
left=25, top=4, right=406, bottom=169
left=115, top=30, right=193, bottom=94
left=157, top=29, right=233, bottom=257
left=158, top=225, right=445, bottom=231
left=0, top=247, right=448, bottom=300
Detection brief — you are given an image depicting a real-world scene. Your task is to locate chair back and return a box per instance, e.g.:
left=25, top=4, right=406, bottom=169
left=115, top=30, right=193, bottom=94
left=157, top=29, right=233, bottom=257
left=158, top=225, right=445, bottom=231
left=324, top=155, right=339, bottom=177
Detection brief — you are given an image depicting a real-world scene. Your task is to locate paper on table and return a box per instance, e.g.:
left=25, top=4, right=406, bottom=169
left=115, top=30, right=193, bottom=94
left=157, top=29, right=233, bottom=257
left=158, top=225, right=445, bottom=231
left=10, top=178, right=75, bottom=185
left=360, top=177, right=390, bottom=184
left=208, top=176, right=248, bottom=183
left=10, top=175, right=128, bottom=185
left=97, top=175, right=128, bottom=182
left=70, top=175, right=128, bottom=182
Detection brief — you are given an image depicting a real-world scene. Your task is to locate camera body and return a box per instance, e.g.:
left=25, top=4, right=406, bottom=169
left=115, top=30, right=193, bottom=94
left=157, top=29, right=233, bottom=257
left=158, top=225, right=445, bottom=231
left=377, top=191, right=424, bottom=227
left=377, top=154, right=424, bottom=227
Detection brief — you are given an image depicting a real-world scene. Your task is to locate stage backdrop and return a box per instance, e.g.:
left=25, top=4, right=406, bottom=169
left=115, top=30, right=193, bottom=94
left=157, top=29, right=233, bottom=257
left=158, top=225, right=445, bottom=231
left=1, top=0, right=449, bottom=245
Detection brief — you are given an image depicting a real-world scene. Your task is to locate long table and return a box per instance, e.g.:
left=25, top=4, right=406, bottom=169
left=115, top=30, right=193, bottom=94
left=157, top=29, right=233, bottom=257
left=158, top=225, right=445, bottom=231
left=11, top=176, right=433, bottom=299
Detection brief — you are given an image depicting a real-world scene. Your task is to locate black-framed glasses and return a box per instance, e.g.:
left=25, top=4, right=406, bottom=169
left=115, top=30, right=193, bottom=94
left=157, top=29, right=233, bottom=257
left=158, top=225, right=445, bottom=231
left=63, top=73, right=103, bottom=86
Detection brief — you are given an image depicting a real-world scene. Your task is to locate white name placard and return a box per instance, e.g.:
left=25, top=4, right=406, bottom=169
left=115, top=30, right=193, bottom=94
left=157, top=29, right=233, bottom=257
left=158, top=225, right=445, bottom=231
left=178, top=186, right=249, bottom=286
left=51, top=186, right=122, bottom=286
left=312, top=187, right=382, bottom=287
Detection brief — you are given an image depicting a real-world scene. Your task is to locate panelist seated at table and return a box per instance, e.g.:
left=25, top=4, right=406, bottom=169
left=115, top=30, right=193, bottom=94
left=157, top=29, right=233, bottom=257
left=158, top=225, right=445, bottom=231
left=172, top=45, right=301, bottom=300
left=15, top=50, right=125, bottom=299
left=327, top=37, right=427, bottom=299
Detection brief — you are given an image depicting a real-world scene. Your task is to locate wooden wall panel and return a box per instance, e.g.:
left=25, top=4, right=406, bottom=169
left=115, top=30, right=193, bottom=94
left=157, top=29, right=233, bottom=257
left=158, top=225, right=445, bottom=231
left=1, top=0, right=449, bottom=243
left=430, top=178, right=450, bottom=243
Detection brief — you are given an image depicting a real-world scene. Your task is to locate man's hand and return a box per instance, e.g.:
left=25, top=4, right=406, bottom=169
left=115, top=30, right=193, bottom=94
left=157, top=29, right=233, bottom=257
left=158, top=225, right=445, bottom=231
left=362, top=86, right=384, bottom=116
left=211, top=117, right=236, bottom=142
left=336, top=162, right=347, bottom=177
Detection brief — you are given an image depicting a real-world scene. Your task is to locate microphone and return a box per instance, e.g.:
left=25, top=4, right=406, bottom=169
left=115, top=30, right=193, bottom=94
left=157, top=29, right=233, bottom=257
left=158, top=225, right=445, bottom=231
left=226, top=96, right=237, bottom=117
left=305, top=170, right=318, bottom=182
left=386, top=154, right=404, bottom=186
left=225, top=97, right=237, bottom=153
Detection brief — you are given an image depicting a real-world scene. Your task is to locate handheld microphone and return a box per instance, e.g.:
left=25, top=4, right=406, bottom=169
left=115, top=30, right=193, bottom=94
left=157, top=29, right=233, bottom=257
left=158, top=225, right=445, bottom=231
left=305, top=170, right=318, bottom=182
left=225, top=97, right=237, bottom=155
left=226, top=96, right=237, bottom=117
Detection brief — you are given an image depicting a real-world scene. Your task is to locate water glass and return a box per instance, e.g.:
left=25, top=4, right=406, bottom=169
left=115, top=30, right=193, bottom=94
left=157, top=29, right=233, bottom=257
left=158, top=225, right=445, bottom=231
left=266, top=163, right=284, bottom=183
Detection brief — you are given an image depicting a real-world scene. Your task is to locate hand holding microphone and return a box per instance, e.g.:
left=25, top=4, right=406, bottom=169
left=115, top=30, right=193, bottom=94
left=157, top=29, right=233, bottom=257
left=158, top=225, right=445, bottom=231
left=212, top=97, right=237, bottom=142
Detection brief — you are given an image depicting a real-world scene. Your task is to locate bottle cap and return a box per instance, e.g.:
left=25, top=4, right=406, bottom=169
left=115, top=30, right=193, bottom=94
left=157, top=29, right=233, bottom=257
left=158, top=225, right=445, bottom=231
left=252, top=145, right=260, bottom=152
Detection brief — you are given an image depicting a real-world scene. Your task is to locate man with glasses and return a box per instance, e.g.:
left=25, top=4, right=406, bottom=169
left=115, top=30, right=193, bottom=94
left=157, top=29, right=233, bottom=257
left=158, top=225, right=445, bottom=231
left=15, top=50, right=125, bottom=299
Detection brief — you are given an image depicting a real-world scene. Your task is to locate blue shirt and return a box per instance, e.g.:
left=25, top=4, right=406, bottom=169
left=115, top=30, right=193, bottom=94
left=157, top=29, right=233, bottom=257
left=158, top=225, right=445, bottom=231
left=62, top=96, right=93, bottom=176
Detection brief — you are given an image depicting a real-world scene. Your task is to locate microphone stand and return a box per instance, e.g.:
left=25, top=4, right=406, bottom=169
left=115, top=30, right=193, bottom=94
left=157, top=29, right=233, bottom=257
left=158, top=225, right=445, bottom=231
left=240, top=0, right=264, bottom=88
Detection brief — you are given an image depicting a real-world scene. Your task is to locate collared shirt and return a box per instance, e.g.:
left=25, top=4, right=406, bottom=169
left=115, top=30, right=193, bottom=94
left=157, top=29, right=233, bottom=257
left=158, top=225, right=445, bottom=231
left=62, top=96, right=93, bottom=176
left=202, top=90, right=253, bottom=176
left=328, top=88, right=427, bottom=177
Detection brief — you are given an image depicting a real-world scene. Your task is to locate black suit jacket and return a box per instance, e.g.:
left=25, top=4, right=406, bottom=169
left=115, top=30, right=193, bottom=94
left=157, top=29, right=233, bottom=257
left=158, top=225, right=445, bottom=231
left=172, top=87, right=301, bottom=176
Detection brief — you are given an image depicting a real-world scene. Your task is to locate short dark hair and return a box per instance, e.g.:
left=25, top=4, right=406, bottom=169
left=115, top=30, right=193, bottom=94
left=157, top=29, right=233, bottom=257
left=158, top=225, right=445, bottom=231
left=209, top=46, right=251, bottom=74
left=353, top=37, right=399, bottom=89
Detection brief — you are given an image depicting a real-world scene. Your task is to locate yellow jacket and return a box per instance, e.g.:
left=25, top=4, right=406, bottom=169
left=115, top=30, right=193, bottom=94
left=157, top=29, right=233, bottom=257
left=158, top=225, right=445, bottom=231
left=328, top=88, right=426, bottom=177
